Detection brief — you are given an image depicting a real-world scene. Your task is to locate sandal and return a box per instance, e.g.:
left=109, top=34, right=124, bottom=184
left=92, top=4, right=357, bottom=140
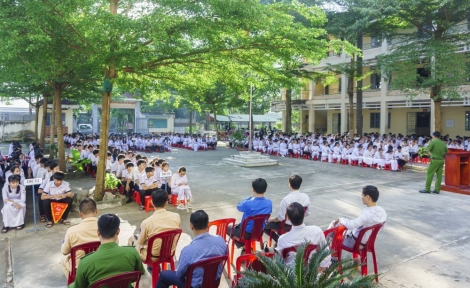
left=139, top=205, right=144, bottom=211
left=46, top=222, right=53, bottom=228
left=40, top=216, right=46, bottom=222
left=1, top=227, right=8, bottom=234
left=16, top=224, right=25, bottom=230
left=60, top=219, right=71, bottom=225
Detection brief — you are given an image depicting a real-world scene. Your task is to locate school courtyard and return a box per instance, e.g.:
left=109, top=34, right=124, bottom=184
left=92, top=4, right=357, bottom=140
left=1, top=143, right=470, bottom=288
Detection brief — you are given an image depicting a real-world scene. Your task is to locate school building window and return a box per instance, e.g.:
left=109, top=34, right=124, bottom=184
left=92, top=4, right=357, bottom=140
left=148, top=118, right=168, bottom=128
left=370, top=113, right=380, bottom=128
left=466, top=112, right=470, bottom=131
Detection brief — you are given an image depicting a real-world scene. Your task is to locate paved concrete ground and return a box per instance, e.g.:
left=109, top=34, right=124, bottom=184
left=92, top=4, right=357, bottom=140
left=1, top=143, right=470, bottom=287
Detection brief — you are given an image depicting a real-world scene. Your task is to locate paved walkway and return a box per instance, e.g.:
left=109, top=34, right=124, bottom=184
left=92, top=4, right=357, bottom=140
left=1, top=143, right=470, bottom=287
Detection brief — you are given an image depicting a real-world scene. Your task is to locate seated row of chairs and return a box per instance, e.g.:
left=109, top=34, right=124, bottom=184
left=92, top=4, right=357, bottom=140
left=68, top=215, right=384, bottom=287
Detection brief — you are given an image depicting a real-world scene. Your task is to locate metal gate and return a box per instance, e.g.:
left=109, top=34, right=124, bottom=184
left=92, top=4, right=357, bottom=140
left=406, top=112, right=416, bottom=135
left=135, top=118, right=149, bottom=134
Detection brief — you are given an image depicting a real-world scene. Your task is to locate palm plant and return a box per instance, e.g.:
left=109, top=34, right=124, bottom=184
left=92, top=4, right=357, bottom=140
left=236, top=243, right=376, bottom=288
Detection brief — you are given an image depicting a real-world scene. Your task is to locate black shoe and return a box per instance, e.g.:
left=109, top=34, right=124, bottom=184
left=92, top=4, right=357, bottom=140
left=126, top=198, right=133, bottom=203
left=432, top=190, right=440, bottom=194
left=419, top=189, right=431, bottom=193
left=147, top=265, right=152, bottom=273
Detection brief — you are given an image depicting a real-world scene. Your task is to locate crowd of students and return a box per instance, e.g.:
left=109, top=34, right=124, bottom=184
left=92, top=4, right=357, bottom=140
left=64, top=132, right=218, bottom=153
left=230, top=131, right=469, bottom=172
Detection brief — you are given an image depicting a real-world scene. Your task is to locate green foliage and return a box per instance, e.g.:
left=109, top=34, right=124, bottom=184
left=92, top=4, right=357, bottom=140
left=67, top=149, right=91, bottom=172
left=50, top=144, right=58, bottom=159
left=237, top=243, right=376, bottom=288
left=105, top=173, right=122, bottom=190
left=230, top=130, right=246, bottom=148
left=376, top=0, right=470, bottom=100
left=418, top=146, right=429, bottom=158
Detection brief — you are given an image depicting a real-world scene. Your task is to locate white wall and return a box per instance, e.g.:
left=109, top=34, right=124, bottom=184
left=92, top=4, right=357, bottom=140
left=0, top=121, right=35, bottom=139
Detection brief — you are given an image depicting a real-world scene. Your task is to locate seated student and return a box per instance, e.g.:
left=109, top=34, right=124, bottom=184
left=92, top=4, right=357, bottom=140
left=121, top=161, right=134, bottom=203
left=170, top=167, right=192, bottom=210
left=41, top=172, right=74, bottom=228
left=18, top=153, right=28, bottom=178
left=131, top=159, right=146, bottom=196
left=139, top=167, right=159, bottom=211
left=105, top=152, right=113, bottom=172
left=130, top=189, right=180, bottom=262
left=156, top=210, right=227, bottom=288
left=227, top=178, right=272, bottom=249
left=32, top=154, right=43, bottom=178
left=264, top=175, right=310, bottom=245
left=385, top=146, right=399, bottom=172
left=60, top=198, right=100, bottom=278
left=68, top=214, right=146, bottom=288
left=4, top=165, right=25, bottom=186
left=275, top=202, right=331, bottom=271
left=111, top=154, right=125, bottom=179
left=328, top=185, right=387, bottom=248
left=155, top=162, right=172, bottom=201
left=1, top=175, right=26, bottom=233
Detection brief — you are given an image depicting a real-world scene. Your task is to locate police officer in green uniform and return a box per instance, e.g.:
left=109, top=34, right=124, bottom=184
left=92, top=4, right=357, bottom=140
left=419, top=131, right=448, bottom=194
left=68, top=214, right=145, bottom=288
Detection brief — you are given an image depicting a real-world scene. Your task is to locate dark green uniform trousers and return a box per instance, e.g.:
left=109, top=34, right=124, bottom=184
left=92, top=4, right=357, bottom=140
left=425, top=159, right=444, bottom=192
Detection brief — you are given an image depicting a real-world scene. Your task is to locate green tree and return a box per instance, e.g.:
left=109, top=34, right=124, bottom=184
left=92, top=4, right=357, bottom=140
left=376, top=0, right=470, bottom=132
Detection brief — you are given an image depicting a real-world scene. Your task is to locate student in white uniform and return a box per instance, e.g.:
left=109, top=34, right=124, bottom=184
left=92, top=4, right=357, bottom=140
left=362, top=145, right=375, bottom=167
left=1, top=175, right=26, bottom=233
left=311, top=142, right=320, bottom=160
left=170, top=167, right=192, bottom=210
left=41, top=172, right=74, bottom=228
left=385, top=146, right=399, bottom=171
left=349, top=145, right=363, bottom=165
left=4, top=165, right=25, bottom=186
left=279, top=140, right=288, bottom=157
left=276, top=202, right=330, bottom=271
left=332, top=142, right=342, bottom=163
left=327, top=185, right=387, bottom=248
left=373, top=148, right=385, bottom=169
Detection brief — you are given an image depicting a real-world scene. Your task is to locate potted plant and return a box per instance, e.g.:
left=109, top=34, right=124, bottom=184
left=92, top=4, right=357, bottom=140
left=418, top=146, right=429, bottom=162
left=104, top=173, right=122, bottom=193
left=236, top=243, right=376, bottom=288
left=66, top=149, right=91, bottom=172
left=230, top=130, right=247, bottom=150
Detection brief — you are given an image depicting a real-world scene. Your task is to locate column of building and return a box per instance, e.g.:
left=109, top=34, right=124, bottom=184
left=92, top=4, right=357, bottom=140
left=379, top=39, right=389, bottom=135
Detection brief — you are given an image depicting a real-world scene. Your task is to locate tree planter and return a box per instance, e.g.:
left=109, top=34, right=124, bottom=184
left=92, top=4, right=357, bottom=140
left=65, top=171, right=86, bottom=180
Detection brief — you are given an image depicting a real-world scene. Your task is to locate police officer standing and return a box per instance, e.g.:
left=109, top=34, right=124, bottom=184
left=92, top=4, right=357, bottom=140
left=419, top=131, right=448, bottom=194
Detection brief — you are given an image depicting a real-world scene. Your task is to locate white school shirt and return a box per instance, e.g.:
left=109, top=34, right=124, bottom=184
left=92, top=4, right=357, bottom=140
left=338, top=206, right=387, bottom=244
left=111, top=162, right=124, bottom=177
left=121, top=169, right=131, bottom=181
left=276, top=190, right=310, bottom=225
left=32, top=163, right=41, bottom=178
left=170, top=173, right=188, bottom=190
left=276, top=224, right=331, bottom=268
left=36, top=166, right=47, bottom=180
left=43, top=181, right=72, bottom=199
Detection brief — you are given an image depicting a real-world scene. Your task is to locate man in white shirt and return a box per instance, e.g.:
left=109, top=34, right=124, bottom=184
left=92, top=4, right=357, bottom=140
left=328, top=185, right=387, bottom=248
left=264, top=175, right=310, bottom=244
left=276, top=202, right=331, bottom=271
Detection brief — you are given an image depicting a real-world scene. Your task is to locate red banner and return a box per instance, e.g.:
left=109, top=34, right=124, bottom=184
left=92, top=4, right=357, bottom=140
left=51, top=202, right=68, bottom=223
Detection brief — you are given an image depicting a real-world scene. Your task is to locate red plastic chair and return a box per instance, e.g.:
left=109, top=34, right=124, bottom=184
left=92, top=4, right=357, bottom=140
left=231, top=252, right=275, bottom=287
left=341, top=223, right=384, bottom=282
left=230, top=214, right=270, bottom=266
left=281, top=244, right=318, bottom=264
left=143, top=229, right=183, bottom=288
left=323, top=225, right=347, bottom=261
left=90, top=271, right=141, bottom=288
left=185, top=255, right=228, bottom=288
left=133, top=191, right=142, bottom=205
left=68, top=241, right=101, bottom=285
left=208, top=218, right=236, bottom=278
left=383, top=163, right=391, bottom=171
left=144, top=195, right=154, bottom=213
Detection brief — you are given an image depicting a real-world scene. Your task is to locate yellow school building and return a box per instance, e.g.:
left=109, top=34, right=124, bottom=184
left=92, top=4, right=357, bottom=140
left=272, top=21, right=470, bottom=137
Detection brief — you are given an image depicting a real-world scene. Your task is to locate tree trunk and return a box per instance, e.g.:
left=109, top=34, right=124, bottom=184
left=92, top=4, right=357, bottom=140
left=431, top=85, right=442, bottom=133
left=49, top=96, right=55, bottom=159
left=96, top=0, right=119, bottom=201
left=34, top=95, right=39, bottom=142
left=285, top=89, right=292, bottom=134
left=40, top=96, right=47, bottom=148
left=189, top=110, right=193, bottom=134
left=54, top=86, right=66, bottom=171
left=214, top=109, right=219, bottom=140
left=356, top=33, right=363, bottom=137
